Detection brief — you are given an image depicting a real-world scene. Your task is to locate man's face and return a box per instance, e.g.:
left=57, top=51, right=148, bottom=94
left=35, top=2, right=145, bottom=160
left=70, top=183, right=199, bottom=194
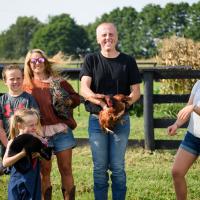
left=96, top=24, right=118, bottom=52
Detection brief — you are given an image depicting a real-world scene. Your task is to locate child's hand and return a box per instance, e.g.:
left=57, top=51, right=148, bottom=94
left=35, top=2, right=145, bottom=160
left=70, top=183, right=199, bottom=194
left=40, top=137, right=48, bottom=145
left=32, top=152, right=39, bottom=158
left=167, top=124, right=178, bottom=136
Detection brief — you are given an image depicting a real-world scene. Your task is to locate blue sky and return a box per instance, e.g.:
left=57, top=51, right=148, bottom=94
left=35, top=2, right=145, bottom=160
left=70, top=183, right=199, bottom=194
left=0, top=0, right=198, bottom=33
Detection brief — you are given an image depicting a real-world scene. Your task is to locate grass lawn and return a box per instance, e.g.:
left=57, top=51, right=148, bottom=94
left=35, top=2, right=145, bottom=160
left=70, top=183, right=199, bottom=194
left=1, top=147, right=200, bottom=200
left=0, top=79, right=194, bottom=200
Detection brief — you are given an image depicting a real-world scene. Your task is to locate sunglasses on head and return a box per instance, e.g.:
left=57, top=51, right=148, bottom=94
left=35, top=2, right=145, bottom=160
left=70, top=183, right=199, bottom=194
left=30, top=57, right=45, bottom=64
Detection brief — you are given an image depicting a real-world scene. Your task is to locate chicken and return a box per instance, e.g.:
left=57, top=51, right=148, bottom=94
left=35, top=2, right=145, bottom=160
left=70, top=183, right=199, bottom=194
left=99, top=94, right=131, bottom=133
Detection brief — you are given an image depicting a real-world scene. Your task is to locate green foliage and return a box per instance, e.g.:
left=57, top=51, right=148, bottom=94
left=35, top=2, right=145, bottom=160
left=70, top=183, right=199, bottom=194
left=134, top=4, right=163, bottom=57
left=83, top=2, right=198, bottom=58
left=30, top=14, right=89, bottom=57
left=160, top=3, right=190, bottom=37
left=1, top=2, right=200, bottom=59
left=154, top=103, right=185, bottom=119
left=130, top=103, right=143, bottom=117
left=0, top=16, right=42, bottom=59
left=184, top=1, right=200, bottom=41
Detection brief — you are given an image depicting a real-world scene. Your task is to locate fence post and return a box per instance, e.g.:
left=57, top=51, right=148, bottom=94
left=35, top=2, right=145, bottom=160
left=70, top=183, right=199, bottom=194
left=143, top=71, right=155, bottom=151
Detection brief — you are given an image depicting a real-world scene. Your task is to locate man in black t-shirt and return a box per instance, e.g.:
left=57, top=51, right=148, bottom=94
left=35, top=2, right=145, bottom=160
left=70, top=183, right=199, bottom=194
left=80, top=22, right=141, bottom=200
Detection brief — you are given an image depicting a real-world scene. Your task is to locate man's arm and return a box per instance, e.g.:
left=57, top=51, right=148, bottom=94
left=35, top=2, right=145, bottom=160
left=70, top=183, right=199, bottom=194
left=80, top=76, right=107, bottom=109
left=128, top=84, right=141, bottom=106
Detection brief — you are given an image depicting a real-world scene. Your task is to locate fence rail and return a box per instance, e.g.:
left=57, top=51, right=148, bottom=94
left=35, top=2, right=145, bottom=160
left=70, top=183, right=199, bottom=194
left=0, top=64, right=198, bottom=150
left=59, top=66, right=198, bottom=150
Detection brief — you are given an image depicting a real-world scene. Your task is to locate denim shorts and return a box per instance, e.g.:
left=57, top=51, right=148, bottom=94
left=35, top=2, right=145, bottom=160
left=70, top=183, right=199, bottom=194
left=180, top=131, right=200, bottom=156
left=47, top=128, right=76, bottom=153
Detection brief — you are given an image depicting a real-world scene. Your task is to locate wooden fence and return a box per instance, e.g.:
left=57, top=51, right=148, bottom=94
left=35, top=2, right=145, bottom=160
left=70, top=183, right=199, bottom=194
left=59, top=66, right=200, bottom=151
left=1, top=64, right=200, bottom=150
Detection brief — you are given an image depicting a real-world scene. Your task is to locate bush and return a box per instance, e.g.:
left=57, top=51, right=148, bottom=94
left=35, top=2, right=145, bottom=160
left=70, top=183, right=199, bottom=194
left=154, top=103, right=185, bottom=118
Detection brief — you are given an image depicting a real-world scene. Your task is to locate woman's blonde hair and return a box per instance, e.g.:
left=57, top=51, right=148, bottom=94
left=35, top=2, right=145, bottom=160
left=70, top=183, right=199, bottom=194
left=23, top=49, right=57, bottom=87
left=9, top=108, right=42, bottom=139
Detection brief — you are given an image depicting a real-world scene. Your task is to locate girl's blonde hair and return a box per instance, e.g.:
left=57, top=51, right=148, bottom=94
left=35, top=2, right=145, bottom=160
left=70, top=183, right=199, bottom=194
left=9, top=108, right=42, bottom=139
left=23, top=49, right=57, bottom=87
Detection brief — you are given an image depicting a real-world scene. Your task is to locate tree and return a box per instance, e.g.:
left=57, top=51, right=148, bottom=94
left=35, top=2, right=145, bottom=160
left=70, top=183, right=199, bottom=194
left=135, top=4, right=163, bottom=57
left=0, top=16, right=42, bottom=59
left=160, top=2, right=190, bottom=37
left=30, top=14, right=89, bottom=57
left=1, top=3, right=199, bottom=60
left=184, top=1, right=200, bottom=41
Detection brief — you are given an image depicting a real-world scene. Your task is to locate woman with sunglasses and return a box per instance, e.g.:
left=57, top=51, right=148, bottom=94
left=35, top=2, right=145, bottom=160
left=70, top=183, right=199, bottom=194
left=23, top=49, right=80, bottom=200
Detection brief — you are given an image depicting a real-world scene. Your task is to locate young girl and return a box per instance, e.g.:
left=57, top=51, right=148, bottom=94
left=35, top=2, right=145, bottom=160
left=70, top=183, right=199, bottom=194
left=167, top=80, right=200, bottom=200
left=3, top=108, right=43, bottom=200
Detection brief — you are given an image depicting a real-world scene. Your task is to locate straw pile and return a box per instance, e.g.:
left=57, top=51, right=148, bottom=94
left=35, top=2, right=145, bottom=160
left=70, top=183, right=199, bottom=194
left=156, top=36, right=200, bottom=94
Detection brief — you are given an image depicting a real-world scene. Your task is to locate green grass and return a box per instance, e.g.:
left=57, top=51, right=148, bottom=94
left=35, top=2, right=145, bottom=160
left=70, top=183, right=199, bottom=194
left=1, top=147, right=200, bottom=200
left=0, top=79, right=193, bottom=200
left=0, top=80, right=8, bottom=93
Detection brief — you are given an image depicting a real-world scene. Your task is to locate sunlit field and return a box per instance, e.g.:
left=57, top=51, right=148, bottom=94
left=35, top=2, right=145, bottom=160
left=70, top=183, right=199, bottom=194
left=1, top=147, right=200, bottom=200
left=0, top=78, right=197, bottom=200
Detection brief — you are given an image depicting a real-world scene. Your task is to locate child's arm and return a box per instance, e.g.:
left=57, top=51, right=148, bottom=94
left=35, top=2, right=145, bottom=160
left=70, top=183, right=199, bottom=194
left=0, top=120, right=8, bottom=147
left=167, top=96, right=194, bottom=136
left=2, top=140, right=26, bottom=167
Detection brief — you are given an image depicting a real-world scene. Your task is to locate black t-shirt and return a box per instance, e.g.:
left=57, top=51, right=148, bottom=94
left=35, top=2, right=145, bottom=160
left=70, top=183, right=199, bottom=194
left=80, top=52, right=142, bottom=114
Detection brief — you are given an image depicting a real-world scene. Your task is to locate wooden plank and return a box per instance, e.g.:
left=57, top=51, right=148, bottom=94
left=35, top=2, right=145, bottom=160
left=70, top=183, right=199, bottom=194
left=153, top=94, right=189, bottom=103
left=1, top=65, right=200, bottom=79
left=154, top=119, right=188, bottom=128
left=60, top=67, right=200, bottom=80
left=143, top=71, right=155, bottom=150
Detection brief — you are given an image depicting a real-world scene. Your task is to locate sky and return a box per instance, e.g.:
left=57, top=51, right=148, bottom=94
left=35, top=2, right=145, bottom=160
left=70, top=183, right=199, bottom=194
left=0, top=0, right=199, bottom=33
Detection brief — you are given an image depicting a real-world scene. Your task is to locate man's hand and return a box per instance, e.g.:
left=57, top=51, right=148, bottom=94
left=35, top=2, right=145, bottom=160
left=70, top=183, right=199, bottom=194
left=94, top=93, right=105, bottom=99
